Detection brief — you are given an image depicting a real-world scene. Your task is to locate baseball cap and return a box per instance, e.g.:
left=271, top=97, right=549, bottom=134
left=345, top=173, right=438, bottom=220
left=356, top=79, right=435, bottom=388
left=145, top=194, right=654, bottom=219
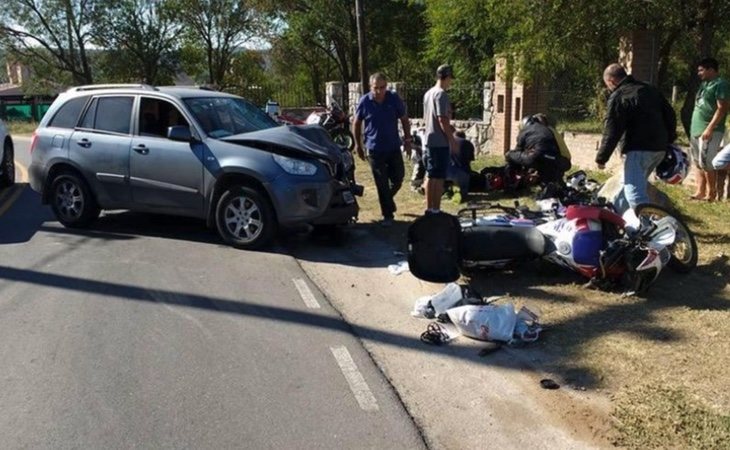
left=436, top=64, right=454, bottom=79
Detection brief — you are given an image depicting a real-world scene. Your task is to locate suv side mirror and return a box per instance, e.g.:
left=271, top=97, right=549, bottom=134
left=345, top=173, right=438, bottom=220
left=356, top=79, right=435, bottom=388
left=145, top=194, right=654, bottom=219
left=168, top=125, right=196, bottom=142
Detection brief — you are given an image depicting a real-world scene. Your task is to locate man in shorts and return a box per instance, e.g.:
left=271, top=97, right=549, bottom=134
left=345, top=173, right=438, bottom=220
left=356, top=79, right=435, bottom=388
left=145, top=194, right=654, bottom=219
left=689, top=57, right=729, bottom=201
left=422, top=64, right=458, bottom=213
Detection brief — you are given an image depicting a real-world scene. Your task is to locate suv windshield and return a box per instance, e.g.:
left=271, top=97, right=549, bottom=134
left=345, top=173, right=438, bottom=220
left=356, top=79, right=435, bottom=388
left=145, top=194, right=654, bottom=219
left=184, top=96, right=278, bottom=138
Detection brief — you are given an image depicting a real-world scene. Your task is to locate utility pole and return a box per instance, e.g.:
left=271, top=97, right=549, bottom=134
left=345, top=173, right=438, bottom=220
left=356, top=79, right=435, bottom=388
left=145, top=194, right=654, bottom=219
left=355, top=0, right=368, bottom=95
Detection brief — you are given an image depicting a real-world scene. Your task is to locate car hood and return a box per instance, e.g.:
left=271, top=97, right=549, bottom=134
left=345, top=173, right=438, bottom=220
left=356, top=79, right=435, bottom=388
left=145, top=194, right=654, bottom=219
left=220, top=124, right=342, bottom=164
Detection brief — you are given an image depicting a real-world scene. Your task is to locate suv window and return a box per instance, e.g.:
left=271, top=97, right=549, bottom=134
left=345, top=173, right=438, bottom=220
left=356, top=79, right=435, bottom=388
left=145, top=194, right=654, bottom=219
left=139, top=97, right=189, bottom=138
left=92, top=96, right=134, bottom=134
left=79, top=98, right=98, bottom=129
left=49, top=96, right=89, bottom=129
left=184, top=97, right=277, bottom=138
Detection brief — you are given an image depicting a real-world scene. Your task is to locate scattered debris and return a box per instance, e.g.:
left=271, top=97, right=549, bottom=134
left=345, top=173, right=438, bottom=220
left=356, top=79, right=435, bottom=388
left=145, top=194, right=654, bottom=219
left=388, top=260, right=409, bottom=275
left=420, top=322, right=461, bottom=345
left=540, top=379, right=560, bottom=390
left=413, top=285, right=543, bottom=346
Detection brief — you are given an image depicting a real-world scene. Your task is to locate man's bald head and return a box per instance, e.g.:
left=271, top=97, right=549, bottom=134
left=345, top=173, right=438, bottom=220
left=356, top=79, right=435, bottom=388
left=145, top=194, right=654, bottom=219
left=603, top=64, right=627, bottom=91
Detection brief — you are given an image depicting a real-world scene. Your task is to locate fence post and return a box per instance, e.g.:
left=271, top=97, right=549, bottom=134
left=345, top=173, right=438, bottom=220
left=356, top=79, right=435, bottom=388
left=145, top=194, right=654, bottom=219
left=31, top=96, right=39, bottom=122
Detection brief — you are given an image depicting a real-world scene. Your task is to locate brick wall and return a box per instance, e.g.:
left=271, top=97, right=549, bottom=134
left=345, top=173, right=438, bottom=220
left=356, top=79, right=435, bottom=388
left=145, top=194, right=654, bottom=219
left=491, top=57, right=513, bottom=155
left=619, top=30, right=658, bottom=84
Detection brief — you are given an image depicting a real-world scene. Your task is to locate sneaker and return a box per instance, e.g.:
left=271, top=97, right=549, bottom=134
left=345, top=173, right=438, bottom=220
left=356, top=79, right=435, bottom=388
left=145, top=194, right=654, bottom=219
left=380, top=218, right=394, bottom=227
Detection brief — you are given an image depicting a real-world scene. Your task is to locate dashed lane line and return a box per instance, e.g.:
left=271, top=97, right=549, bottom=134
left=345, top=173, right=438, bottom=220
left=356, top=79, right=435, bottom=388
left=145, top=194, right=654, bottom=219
left=293, top=278, right=321, bottom=309
left=330, top=345, right=380, bottom=412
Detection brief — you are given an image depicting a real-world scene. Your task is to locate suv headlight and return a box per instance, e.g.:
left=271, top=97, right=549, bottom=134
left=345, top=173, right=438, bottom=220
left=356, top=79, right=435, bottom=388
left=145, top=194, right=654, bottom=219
left=273, top=154, right=318, bottom=176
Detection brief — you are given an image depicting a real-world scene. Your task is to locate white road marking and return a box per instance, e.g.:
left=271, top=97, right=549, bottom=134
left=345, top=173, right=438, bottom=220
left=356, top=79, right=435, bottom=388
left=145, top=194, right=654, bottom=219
left=293, top=278, right=321, bottom=309
left=330, top=346, right=379, bottom=412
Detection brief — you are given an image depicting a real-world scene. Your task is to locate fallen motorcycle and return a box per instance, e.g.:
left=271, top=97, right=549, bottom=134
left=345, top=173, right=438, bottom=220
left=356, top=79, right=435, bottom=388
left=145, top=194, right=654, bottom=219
left=306, top=99, right=355, bottom=151
left=407, top=200, right=697, bottom=295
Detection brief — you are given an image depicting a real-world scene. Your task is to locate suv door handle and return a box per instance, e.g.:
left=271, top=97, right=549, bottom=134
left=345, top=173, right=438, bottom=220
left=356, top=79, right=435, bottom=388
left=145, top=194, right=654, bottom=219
left=76, top=138, right=92, bottom=148
left=132, top=145, right=149, bottom=155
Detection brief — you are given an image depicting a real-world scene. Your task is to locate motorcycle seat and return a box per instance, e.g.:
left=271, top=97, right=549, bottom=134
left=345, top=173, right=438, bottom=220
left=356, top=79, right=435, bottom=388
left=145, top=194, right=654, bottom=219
left=460, top=225, right=546, bottom=262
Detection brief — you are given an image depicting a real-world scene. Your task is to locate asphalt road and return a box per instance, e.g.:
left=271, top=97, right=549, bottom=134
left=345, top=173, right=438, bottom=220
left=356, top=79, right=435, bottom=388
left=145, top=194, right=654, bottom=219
left=0, top=138, right=424, bottom=449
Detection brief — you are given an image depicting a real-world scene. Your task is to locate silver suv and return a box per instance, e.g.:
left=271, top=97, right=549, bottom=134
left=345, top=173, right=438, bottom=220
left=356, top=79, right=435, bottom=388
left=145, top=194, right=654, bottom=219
left=29, top=84, right=360, bottom=249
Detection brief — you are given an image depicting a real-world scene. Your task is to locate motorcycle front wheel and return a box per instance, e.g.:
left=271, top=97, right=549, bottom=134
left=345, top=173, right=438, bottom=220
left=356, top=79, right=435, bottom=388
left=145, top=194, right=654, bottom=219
left=331, top=129, right=355, bottom=151
left=635, top=203, right=698, bottom=273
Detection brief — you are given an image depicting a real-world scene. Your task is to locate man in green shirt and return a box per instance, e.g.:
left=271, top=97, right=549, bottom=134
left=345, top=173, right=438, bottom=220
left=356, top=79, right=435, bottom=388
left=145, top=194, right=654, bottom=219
left=690, top=57, right=730, bottom=201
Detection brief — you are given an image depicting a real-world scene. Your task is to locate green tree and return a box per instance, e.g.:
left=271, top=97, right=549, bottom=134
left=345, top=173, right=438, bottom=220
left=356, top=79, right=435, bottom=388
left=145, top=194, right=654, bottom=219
left=0, top=0, right=96, bottom=85
left=168, top=0, right=268, bottom=88
left=90, top=0, right=179, bottom=85
left=264, top=0, right=428, bottom=106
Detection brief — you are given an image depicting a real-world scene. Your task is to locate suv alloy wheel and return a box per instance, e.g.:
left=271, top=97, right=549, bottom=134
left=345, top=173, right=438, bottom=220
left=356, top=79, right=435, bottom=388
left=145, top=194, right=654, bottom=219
left=50, top=172, right=101, bottom=227
left=215, top=185, right=275, bottom=250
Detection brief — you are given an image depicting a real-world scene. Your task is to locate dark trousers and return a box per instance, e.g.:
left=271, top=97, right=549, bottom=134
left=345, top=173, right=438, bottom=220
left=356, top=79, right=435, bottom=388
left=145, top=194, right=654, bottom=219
left=367, top=150, right=405, bottom=219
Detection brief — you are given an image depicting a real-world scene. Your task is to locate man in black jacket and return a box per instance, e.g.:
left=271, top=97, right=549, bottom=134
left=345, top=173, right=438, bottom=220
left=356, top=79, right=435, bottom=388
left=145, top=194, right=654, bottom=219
left=596, top=64, right=677, bottom=212
left=506, top=114, right=569, bottom=184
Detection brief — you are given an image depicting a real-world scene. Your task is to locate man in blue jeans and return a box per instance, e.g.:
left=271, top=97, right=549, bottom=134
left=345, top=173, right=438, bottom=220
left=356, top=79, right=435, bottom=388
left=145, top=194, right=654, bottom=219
left=353, top=73, right=412, bottom=226
left=596, top=64, right=677, bottom=213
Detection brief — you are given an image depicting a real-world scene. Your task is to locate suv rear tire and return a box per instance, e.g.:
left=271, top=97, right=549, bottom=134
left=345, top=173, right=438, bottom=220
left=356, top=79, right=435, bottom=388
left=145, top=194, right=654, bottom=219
left=49, top=172, right=100, bottom=227
left=215, top=185, right=275, bottom=249
left=0, top=140, right=14, bottom=187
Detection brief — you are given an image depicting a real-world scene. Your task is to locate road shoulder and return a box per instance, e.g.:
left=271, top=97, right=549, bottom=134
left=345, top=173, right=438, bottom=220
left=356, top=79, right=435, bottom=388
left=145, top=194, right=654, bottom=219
left=288, top=225, right=615, bottom=449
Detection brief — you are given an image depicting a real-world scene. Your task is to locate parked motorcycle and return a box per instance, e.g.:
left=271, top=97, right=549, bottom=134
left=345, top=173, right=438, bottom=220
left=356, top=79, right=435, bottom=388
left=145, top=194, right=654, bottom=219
left=407, top=200, right=697, bottom=295
left=306, top=100, right=355, bottom=152
left=264, top=99, right=306, bottom=126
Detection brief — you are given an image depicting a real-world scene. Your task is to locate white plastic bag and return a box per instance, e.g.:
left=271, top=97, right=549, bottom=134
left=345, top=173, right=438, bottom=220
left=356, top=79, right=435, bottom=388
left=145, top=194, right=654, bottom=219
left=411, top=295, right=434, bottom=318
left=388, top=260, right=409, bottom=275
left=446, top=304, right=517, bottom=342
left=430, top=283, right=463, bottom=315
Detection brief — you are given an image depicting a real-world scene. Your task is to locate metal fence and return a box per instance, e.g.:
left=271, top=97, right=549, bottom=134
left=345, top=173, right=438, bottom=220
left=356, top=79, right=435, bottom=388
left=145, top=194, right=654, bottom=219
left=401, top=84, right=483, bottom=120
left=0, top=99, right=53, bottom=122
left=234, top=84, right=323, bottom=109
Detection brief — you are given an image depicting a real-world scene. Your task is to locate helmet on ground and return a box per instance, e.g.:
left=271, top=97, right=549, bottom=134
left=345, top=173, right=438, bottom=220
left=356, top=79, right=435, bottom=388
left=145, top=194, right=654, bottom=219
left=655, top=144, right=689, bottom=184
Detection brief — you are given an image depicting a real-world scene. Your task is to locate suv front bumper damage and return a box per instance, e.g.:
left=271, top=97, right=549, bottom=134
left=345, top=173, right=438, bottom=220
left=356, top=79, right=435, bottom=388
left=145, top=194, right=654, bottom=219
left=269, top=176, right=359, bottom=226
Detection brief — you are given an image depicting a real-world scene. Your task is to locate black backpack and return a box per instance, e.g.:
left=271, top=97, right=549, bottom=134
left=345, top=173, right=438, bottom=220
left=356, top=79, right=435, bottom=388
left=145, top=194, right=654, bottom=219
left=407, top=212, right=462, bottom=283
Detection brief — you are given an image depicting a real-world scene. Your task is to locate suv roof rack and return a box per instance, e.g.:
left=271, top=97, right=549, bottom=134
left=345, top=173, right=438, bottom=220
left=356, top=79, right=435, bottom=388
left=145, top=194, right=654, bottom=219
left=66, top=84, right=158, bottom=92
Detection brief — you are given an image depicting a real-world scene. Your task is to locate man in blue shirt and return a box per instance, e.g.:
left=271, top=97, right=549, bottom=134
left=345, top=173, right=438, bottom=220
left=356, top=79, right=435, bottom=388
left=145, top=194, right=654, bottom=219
left=353, top=73, right=412, bottom=226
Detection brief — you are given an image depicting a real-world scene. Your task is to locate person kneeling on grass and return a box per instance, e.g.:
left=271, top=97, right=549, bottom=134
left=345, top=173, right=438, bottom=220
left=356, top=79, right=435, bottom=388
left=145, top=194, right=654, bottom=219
left=506, top=114, right=570, bottom=185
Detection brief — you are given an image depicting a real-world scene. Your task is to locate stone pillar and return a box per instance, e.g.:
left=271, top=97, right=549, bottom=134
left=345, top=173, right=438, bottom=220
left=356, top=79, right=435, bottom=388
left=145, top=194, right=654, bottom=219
left=348, top=82, right=363, bottom=117
left=483, top=81, right=495, bottom=123
left=619, top=30, right=659, bottom=84
left=325, top=81, right=345, bottom=109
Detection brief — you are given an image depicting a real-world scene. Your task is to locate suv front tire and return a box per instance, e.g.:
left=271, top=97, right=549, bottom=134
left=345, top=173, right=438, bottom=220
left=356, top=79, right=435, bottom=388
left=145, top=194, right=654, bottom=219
left=215, top=185, right=275, bottom=250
